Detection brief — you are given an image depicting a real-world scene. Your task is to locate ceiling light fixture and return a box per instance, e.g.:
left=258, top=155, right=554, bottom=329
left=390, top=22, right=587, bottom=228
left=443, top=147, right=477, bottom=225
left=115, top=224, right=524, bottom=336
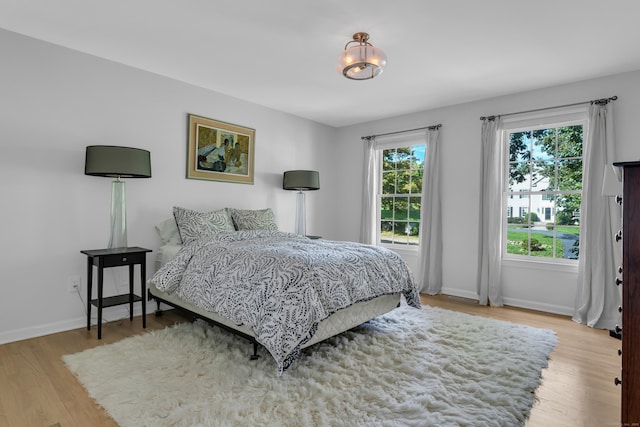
left=338, top=32, right=387, bottom=80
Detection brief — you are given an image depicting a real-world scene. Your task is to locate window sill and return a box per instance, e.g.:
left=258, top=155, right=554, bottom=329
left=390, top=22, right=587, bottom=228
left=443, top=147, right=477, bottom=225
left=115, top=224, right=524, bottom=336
left=502, top=256, right=578, bottom=273
left=381, top=244, right=419, bottom=254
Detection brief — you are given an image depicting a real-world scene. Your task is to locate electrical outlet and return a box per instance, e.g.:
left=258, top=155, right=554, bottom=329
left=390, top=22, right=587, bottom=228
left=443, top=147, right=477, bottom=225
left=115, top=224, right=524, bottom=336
left=68, top=275, right=81, bottom=293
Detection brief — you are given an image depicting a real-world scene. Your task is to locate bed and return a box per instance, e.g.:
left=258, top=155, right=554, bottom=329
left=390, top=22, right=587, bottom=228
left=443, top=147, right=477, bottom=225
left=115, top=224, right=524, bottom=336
left=148, top=207, right=421, bottom=372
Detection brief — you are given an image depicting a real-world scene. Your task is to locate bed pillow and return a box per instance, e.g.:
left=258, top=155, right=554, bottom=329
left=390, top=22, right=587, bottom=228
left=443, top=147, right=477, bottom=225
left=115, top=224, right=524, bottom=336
left=173, top=206, right=235, bottom=244
left=230, top=208, right=278, bottom=231
left=155, top=217, right=182, bottom=245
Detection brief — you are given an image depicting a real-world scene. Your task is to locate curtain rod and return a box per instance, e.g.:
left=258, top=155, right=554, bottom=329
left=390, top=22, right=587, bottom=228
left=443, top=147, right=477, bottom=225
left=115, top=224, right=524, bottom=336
left=479, top=96, right=617, bottom=121
left=361, top=124, right=442, bottom=140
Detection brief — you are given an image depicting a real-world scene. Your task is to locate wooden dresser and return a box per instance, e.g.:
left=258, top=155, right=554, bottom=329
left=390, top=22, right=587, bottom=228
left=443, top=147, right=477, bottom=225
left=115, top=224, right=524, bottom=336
left=614, top=161, right=640, bottom=425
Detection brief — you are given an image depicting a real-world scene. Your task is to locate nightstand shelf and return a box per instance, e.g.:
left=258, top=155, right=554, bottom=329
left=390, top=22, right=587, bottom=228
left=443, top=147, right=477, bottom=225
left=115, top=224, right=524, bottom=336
left=81, top=246, right=151, bottom=339
left=90, top=294, right=142, bottom=309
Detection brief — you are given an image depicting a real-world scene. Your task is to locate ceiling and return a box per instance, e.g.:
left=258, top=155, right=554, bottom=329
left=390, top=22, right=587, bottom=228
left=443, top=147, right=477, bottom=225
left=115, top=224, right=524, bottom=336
left=1, top=0, right=640, bottom=127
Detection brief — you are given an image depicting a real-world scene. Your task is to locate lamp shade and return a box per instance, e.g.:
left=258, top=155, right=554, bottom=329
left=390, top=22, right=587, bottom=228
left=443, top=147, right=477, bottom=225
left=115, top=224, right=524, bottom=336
left=85, top=145, right=151, bottom=178
left=602, top=164, right=623, bottom=196
left=283, top=170, right=320, bottom=191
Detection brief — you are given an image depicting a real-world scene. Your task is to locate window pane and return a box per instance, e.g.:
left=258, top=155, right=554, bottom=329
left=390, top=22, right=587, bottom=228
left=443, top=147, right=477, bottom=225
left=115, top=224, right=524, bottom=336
left=382, top=149, right=396, bottom=171
left=509, top=131, right=531, bottom=162
left=556, top=194, right=581, bottom=226
left=411, top=169, right=423, bottom=194
left=557, top=125, right=583, bottom=159
left=558, top=225, right=580, bottom=260
left=408, top=222, right=420, bottom=246
left=557, top=159, right=582, bottom=190
left=382, top=171, right=396, bottom=194
left=532, top=128, right=555, bottom=161
left=508, top=162, right=530, bottom=192
left=381, top=197, right=394, bottom=220
left=394, top=198, right=408, bottom=220
left=529, top=194, right=542, bottom=223
left=506, top=222, right=529, bottom=256
left=507, top=198, right=526, bottom=225
left=395, top=147, right=412, bottom=170
left=532, top=160, right=554, bottom=191
left=409, top=196, right=421, bottom=221
left=380, top=221, right=393, bottom=244
left=396, top=171, right=411, bottom=194
left=411, top=145, right=425, bottom=169
left=393, top=221, right=410, bottom=244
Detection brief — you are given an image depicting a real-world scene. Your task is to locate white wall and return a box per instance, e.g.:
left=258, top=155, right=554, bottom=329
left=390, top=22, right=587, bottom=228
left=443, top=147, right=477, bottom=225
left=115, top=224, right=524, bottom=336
left=335, top=70, right=640, bottom=315
left=0, top=29, right=338, bottom=343
left=2, top=27, right=640, bottom=343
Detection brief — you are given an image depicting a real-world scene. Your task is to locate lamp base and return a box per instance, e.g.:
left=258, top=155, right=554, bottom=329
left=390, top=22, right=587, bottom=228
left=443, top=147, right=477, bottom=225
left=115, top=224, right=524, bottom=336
left=109, top=180, right=127, bottom=248
left=294, top=190, right=306, bottom=235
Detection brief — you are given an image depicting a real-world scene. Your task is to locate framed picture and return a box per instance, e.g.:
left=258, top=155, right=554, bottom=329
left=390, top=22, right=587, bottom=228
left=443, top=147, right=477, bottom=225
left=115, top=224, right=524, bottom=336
left=187, top=114, right=255, bottom=184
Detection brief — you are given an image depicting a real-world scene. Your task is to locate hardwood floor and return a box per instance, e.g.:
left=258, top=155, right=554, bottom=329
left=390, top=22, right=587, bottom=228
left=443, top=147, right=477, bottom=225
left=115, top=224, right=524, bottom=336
left=0, top=295, right=621, bottom=426
left=422, top=295, right=621, bottom=427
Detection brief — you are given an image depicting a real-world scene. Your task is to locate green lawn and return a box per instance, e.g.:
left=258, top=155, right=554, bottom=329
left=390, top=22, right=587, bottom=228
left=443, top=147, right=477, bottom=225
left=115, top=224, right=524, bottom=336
left=507, top=230, right=564, bottom=258
left=556, top=226, right=580, bottom=235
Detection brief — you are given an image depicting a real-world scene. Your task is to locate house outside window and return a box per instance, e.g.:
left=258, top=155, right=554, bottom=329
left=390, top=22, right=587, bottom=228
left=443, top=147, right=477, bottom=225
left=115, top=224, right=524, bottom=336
left=379, top=144, right=425, bottom=247
left=503, top=111, right=586, bottom=262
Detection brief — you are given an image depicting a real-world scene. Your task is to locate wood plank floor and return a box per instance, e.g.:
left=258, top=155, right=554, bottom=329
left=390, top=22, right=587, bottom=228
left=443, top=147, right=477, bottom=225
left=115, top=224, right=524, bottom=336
left=0, top=294, right=621, bottom=426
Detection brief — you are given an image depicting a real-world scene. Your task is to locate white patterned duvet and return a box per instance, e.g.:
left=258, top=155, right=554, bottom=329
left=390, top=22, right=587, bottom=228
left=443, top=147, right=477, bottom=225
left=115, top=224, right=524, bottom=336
left=149, top=230, right=420, bottom=372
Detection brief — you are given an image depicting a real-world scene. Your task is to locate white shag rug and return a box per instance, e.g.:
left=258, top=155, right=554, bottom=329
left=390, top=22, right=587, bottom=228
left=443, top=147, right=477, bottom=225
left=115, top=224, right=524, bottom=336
left=63, top=305, right=557, bottom=427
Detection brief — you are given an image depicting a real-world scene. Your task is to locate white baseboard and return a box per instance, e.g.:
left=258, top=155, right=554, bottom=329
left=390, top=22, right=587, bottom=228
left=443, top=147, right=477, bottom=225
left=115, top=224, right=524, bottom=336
left=439, top=287, right=479, bottom=301
left=436, top=287, right=573, bottom=317
left=0, top=305, right=145, bottom=345
left=500, top=297, right=573, bottom=317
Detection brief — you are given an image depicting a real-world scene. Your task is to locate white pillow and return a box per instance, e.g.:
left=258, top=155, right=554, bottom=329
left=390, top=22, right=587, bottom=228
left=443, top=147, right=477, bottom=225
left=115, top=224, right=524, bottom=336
left=155, top=218, right=182, bottom=245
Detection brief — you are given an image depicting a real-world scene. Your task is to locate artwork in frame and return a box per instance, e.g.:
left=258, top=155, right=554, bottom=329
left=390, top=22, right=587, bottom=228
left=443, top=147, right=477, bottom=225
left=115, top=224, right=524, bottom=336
left=187, top=114, right=255, bottom=184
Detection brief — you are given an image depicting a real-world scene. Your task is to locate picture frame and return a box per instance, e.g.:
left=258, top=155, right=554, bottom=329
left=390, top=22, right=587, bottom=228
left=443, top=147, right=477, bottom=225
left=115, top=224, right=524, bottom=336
left=187, top=114, right=255, bottom=184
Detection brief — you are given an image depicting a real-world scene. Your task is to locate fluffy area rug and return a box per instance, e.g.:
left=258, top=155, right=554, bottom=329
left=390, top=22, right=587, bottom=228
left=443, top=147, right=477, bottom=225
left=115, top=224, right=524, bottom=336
left=63, top=305, right=557, bottom=427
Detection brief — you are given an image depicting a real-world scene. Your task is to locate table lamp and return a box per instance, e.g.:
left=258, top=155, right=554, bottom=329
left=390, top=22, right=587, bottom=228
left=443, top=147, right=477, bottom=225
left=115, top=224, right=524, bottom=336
left=85, top=145, right=151, bottom=248
left=283, top=170, right=320, bottom=235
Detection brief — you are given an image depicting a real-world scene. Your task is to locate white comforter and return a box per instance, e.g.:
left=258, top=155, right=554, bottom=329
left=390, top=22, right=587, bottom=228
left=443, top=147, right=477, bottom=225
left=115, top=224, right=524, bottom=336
left=149, top=230, right=420, bottom=372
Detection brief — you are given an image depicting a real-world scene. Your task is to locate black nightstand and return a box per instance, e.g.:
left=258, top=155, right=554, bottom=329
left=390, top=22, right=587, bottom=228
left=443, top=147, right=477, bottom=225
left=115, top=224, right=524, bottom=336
left=80, top=247, right=152, bottom=339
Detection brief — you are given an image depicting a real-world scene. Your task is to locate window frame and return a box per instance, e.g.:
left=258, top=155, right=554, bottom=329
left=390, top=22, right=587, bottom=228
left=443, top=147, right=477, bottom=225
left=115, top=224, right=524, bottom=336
left=501, top=107, right=588, bottom=266
left=374, top=132, right=427, bottom=250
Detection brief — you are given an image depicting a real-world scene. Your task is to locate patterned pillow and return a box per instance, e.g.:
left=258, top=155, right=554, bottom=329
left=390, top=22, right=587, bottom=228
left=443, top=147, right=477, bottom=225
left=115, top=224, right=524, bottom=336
left=173, top=206, right=235, bottom=245
left=230, top=208, right=278, bottom=231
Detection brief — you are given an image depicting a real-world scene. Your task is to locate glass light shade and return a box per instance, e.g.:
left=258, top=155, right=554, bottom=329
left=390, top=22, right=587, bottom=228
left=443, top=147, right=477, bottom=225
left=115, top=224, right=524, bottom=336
left=338, top=45, right=387, bottom=80
left=602, top=164, right=623, bottom=197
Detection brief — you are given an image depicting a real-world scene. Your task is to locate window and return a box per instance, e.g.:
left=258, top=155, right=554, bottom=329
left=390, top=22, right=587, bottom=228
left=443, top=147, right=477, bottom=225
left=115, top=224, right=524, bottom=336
left=504, top=115, right=585, bottom=262
left=379, top=144, right=425, bottom=246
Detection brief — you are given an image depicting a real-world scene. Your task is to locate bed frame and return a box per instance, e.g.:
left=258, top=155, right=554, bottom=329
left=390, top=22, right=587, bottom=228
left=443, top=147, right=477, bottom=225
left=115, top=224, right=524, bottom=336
left=148, top=283, right=401, bottom=361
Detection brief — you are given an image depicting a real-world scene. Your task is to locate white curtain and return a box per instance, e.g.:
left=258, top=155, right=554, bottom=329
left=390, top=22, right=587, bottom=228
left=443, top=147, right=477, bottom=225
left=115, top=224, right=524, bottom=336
left=573, top=102, right=621, bottom=329
left=360, top=137, right=379, bottom=244
left=418, top=128, right=443, bottom=294
left=477, top=117, right=504, bottom=306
